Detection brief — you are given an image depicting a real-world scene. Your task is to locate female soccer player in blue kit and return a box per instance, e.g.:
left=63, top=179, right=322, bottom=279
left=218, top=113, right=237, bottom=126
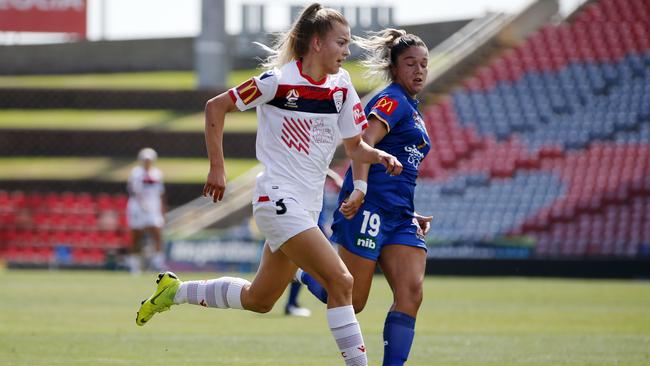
left=298, top=29, right=433, bottom=366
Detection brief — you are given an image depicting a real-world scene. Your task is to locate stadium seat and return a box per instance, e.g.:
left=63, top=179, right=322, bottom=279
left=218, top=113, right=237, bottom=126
left=0, top=190, right=134, bottom=265
left=413, top=0, right=650, bottom=258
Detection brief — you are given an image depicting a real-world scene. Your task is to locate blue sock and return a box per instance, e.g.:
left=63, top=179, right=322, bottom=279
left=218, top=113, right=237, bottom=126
left=383, top=311, right=416, bottom=366
left=300, top=271, right=328, bottom=304
left=286, top=281, right=302, bottom=307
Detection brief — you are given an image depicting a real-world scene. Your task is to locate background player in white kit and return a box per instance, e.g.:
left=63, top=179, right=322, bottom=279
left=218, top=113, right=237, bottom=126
left=135, top=4, right=402, bottom=365
left=126, top=147, right=166, bottom=274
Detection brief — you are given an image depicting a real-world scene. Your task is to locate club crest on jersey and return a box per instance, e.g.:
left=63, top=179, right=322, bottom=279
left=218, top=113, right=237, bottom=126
left=373, top=96, right=398, bottom=115
left=236, top=78, right=262, bottom=105
left=413, top=112, right=428, bottom=135
left=333, top=90, right=344, bottom=112
left=285, top=89, right=299, bottom=108
left=353, top=102, right=366, bottom=125
left=281, top=117, right=312, bottom=155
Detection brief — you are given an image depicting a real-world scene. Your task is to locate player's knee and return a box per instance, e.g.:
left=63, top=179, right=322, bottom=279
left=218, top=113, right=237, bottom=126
left=242, top=290, right=276, bottom=314
left=338, top=271, right=355, bottom=293
left=396, top=281, right=423, bottom=309
left=411, top=286, right=423, bottom=309
left=324, top=270, right=354, bottom=297
left=246, top=300, right=275, bottom=314
left=255, top=303, right=274, bottom=314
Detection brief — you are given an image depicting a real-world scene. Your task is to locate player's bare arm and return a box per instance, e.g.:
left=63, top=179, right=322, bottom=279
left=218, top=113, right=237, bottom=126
left=340, top=115, right=392, bottom=219
left=342, top=134, right=402, bottom=176
left=203, top=92, right=238, bottom=202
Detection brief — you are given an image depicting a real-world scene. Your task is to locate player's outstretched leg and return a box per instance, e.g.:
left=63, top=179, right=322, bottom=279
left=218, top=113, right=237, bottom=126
left=136, top=272, right=252, bottom=326
left=173, top=277, right=250, bottom=309
left=136, top=271, right=181, bottom=326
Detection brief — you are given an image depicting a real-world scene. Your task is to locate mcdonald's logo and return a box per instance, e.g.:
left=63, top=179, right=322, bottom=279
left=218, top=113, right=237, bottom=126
left=235, top=78, right=262, bottom=105
left=373, top=96, right=398, bottom=116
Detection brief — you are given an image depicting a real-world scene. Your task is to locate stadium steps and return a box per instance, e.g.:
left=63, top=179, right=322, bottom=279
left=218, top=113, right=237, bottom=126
left=0, top=129, right=255, bottom=158
left=164, top=164, right=263, bottom=238
left=0, top=88, right=222, bottom=110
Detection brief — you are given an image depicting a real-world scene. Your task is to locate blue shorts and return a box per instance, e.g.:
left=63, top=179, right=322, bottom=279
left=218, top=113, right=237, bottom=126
left=330, top=200, right=427, bottom=261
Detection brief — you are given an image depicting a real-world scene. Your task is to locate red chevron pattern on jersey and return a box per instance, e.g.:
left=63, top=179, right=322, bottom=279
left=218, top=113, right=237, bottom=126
left=281, top=117, right=312, bottom=155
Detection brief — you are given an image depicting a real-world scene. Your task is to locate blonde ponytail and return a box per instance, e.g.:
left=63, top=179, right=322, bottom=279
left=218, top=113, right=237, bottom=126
left=257, top=3, right=348, bottom=70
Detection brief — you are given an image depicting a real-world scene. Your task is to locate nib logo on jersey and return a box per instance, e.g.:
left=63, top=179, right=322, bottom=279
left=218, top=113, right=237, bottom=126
left=355, top=236, right=376, bottom=250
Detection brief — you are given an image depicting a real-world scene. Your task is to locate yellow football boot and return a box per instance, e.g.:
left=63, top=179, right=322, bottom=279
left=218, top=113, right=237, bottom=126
left=136, top=272, right=181, bottom=326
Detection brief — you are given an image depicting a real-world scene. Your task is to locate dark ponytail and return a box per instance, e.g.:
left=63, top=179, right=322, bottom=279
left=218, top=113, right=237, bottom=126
left=355, top=28, right=427, bottom=81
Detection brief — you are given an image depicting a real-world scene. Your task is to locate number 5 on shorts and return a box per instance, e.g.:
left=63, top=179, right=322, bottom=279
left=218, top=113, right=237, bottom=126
left=275, top=199, right=287, bottom=215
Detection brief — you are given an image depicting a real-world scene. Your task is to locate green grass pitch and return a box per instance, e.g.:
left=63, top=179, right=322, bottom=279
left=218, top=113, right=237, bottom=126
left=1, top=270, right=648, bottom=365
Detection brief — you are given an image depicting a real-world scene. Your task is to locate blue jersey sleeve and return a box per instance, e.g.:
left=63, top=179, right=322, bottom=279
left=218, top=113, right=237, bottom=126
left=366, top=93, right=409, bottom=132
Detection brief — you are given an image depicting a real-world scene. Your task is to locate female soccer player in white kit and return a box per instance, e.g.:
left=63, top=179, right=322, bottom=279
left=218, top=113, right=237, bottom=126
left=126, top=147, right=166, bottom=274
left=135, top=4, right=402, bottom=365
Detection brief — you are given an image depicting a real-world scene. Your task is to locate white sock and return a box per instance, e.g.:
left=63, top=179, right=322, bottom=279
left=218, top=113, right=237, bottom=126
left=126, top=255, right=141, bottom=275
left=294, top=268, right=304, bottom=283
left=173, top=277, right=250, bottom=309
left=327, top=305, right=368, bottom=366
left=151, top=252, right=166, bottom=271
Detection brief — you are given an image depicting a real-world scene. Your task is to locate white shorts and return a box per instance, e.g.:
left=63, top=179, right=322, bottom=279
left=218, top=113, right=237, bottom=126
left=127, top=202, right=164, bottom=230
left=253, top=197, right=320, bottom=252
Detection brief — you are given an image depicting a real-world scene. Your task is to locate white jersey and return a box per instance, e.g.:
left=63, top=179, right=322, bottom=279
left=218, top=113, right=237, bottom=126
left=229, top=60, right=367, bottom=211
left=127, top=166, right=164, bottom=215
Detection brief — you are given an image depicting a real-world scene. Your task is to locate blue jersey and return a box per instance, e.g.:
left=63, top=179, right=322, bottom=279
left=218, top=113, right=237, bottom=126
left=340, top=83, right=431, bottom=212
